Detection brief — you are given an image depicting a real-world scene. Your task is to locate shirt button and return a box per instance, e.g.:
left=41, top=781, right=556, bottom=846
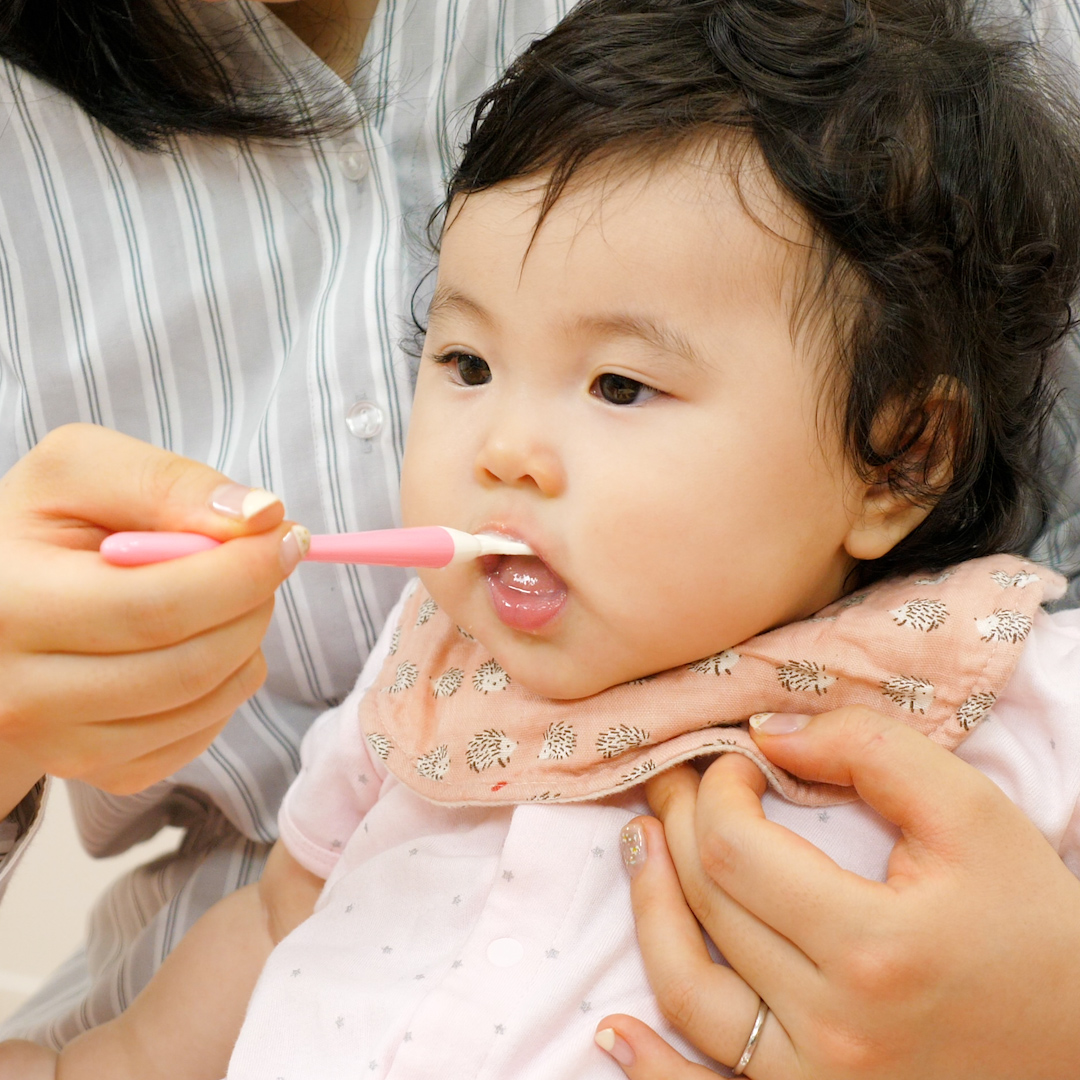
left=338, top=141, right=369, bottom=182
left=346, top=400, right=384, bottom=439
left=486, top=937, right=524, bottom=968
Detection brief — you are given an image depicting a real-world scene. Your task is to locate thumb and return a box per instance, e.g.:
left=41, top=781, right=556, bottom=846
left=748, top=705, right=999, bottom=844
left=594, top=1017, right=719, bottom=1080
left=13, top=424, right=285, bottom=542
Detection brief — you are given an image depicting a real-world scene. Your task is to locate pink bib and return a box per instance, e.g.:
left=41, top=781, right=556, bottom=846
left=359, top=555, right=1063, bottom=807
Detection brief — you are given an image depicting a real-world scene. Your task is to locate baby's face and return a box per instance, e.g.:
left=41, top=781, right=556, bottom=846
left=401, top=151, right=863, bottom=699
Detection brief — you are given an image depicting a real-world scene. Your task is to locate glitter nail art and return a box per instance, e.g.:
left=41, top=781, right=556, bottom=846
left=619, top=823, right=646, bottom=877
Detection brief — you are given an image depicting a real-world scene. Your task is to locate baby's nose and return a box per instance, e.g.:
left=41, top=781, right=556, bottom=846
left=475, top=430, right=565, bottom=497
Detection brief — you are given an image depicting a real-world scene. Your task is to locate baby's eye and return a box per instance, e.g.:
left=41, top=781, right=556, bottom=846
left=434, top=351, right=492, bottom=386
left=592, top=373, right=659, bottom=406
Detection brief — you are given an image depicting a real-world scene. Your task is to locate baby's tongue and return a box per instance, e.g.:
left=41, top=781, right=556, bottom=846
left=493, top=555, right=564, bottom=595
left=485, top=555, right=567, bottom=631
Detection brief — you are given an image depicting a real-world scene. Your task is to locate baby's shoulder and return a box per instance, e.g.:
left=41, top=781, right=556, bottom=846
left=957, top=607, right=1080, bottom=846
left=1008, top=607, right=1080, bottom=709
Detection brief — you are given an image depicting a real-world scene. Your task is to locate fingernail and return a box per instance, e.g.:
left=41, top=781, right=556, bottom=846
left=620, top=823, right=647, bottom=879
left=749, top=712, right=812, bottom=734
left=595, top=1028, right=635, bottom=1067
left=210, top=483, right=282, bottom=521
left=279, top=525, right=311, bottom=573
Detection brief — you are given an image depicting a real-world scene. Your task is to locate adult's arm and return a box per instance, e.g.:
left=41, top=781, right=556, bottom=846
left=0, top=424, right=305, bottom=890
left=597, top=707, right=1080, bottom=1079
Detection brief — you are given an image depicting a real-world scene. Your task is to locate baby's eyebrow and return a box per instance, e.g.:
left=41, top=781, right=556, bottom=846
left=427, top=285, right=494, bottom=328
left=571, top=313, right=703, bottom=369
left=429, top=286, right=702, bottom=369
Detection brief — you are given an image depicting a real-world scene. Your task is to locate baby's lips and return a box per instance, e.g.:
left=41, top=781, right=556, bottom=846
left=482, top=539, right=569, bottom=632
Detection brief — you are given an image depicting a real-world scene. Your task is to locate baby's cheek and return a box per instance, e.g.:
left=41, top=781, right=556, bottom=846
left=398, top=413, right=453, bottom=527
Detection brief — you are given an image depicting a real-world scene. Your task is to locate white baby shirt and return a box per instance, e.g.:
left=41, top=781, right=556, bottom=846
left=226, top=591, right=1080, bottom=1079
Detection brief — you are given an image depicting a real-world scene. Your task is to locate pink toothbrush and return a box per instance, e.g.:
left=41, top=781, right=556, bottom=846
left=99, top=527, right=534, bottom=568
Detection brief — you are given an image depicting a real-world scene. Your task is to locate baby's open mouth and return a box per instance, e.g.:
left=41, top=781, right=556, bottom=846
left=483, top=553, right=567, bottom=631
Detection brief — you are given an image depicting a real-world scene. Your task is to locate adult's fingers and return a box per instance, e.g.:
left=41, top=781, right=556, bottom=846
left=10, top=424, right=284, bottom=541
left=625, top=814, right=798, bottom=1077
left=0, top=598, right=275, bottom=741
left=686, top=752, right=888, bottom=960
left=749, top=707, right=1001, bottom=858
left=0, top=427, right=294, bottom=801
left=60, top=650, right=268, bottom=788
left=594, top=1016, right=720, bottom=1080
left=646, top=764, right=813, bottom=994
left=9, top=521, right=300, bottom=654
left=79, top=708, right=239, bottom=795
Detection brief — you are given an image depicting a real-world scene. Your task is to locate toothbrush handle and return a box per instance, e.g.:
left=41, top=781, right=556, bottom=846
left=305, top=528, right=455, bottom=567
left=99, top=527, right=459, bottom=568
left=99, top=532, right=220, bottom=565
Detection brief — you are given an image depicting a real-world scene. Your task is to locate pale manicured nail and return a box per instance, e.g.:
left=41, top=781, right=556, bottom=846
left=279, top=525, right=311, bottom=573
left=749, top=712, right=812, bottom=735
left=595, top=1028, right=635, bottom=1067
left=210, top=483, right=281, bottom=521
left=620, top=823, right=647, bottom=879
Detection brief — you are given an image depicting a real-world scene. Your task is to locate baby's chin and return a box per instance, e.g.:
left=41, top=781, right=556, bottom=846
left=445, top=621, right=642, bottom=699
left=507, top=670, right=623, bottom=701
left=489, top=648, right=663, bottom=701
left=418, top=574, right=677, bottom=700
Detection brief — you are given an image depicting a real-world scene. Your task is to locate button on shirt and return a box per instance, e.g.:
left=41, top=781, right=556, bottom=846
left=346, top=399, right=385, bottom=440
left=337, top=141, right=371, bottom=182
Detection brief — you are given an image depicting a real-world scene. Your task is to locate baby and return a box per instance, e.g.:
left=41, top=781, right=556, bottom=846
left=6, top=0, right=1080, bottom=1076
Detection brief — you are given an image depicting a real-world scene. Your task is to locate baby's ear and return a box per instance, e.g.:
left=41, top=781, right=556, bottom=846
left=842, top=378, right=962, bottom=561
left=843, top=483, right=932, bottom=561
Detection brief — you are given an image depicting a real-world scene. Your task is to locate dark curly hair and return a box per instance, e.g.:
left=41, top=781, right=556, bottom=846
left=445, top=0, right=1080, bottom=585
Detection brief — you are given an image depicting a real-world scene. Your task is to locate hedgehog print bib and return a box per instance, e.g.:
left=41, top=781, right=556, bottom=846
left=358, top=555, right=1064, bottom=808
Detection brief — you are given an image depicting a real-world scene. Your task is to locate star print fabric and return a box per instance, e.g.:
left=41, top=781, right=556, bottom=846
left=359, top=555, right=1063, bottom=808
left=255, top=581, right=1080, bottom=1079
left=240, top=792, right=717, bottom=1078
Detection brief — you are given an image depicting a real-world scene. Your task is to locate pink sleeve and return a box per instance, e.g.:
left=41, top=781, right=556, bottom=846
left=1048, top=611, right=1080, bottom=878
left=277, top=590, right=406, bottom=879
left=964, top=608, right=1080, bottom=874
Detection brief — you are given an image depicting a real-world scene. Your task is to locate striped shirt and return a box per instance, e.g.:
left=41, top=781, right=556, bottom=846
left=0, top=0, right=566, bottom=1045
left=0, top=0, right=1076, bottom=1050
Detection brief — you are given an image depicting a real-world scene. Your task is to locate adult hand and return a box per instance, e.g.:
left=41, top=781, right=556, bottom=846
left=0, top=424, right=308, bottom=810
left=595, top=706, right=1080, bottom=1079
